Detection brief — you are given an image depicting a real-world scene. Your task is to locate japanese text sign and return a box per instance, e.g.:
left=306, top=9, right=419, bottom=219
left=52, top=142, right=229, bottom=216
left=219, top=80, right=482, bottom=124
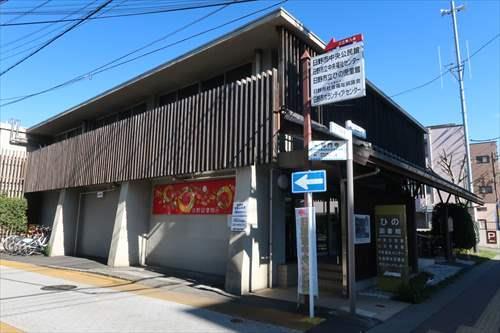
left=311, top=39, right=366, bottom=106
left=153, top=178, right=235, bottom=215
left=375, top=205, right=409, bottom=292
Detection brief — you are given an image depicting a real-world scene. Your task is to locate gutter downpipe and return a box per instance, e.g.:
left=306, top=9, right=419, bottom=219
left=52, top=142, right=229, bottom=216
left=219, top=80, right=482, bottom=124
left=340, top=167, right=380, bottom=296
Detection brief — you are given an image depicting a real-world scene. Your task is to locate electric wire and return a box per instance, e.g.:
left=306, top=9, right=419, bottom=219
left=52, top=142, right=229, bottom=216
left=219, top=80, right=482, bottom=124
left=0, top=0, right=257, bottom=26
left=0, top=0, right=113, bottom=77
left=390, top=33, right=499, bottom=98
left=0, top=0, right=118, bottom=52
left=0, top=0, right=286, bottom=107
left=3, top=0, right=50, bottom=24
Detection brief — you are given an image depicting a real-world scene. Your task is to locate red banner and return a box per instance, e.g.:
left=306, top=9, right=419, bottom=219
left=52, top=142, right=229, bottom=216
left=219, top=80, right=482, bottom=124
left=153, top=178, right=235, bottom=215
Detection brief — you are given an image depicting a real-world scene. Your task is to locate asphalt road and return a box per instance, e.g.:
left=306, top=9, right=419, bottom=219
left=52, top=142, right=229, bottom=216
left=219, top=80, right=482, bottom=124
left=368, top=256, right=500, bottom=333
left=0, top=265, right=294, bottom=333
left=413, top=258, right=500, bottom=333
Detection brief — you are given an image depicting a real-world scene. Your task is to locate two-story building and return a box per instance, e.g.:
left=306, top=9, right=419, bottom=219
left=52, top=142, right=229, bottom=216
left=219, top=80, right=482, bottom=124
left=23, top=9, right=481, bottom=297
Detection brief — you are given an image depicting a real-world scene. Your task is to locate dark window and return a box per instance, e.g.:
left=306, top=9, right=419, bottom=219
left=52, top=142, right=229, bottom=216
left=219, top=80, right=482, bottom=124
left=178, top=83, right=199, bottom=100
left=476, top=155, right=490, bottom=164
left=159, top=91, right=177, bottom=106
left=225, top=63, right=252, bottom=83
left=478, top=219, right=487, bottom=230
left=202, top=75, right=224, bottom=92
left=479, top=185, right=493, bottom=194
left=477, top=206, right=487, bottom=211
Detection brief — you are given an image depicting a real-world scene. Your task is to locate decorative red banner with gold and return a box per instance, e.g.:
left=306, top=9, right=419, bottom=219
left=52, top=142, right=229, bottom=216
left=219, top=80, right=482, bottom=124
left=153, top=178, right=235, bottom=215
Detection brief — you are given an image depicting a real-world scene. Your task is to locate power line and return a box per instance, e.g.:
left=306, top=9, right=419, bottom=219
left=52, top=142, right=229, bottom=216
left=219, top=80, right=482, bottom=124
left=0, top=0, right=113, bottom=77
left=1, top=0, right=124, bottom=62
left=0, top=0, right=256, bottom=26
left=3, top=0, right=51, bottom=24
left=0, top=0, right=108, bottom=51
left=390, top=33, right=500, bottom=98
left=0, top=0, right=286, bottom=107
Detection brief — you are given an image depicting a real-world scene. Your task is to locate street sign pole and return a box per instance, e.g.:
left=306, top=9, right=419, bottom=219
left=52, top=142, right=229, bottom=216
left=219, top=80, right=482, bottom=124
left=301, top=49, right=315, bottom=318
left=345, top=120, right=356, bottom=314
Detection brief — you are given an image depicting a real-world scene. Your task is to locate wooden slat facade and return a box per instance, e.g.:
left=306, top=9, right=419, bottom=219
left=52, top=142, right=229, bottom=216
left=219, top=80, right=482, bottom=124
left=24, top=70, right=278, bottom=193
left=0, top=149, right=27, bottom=198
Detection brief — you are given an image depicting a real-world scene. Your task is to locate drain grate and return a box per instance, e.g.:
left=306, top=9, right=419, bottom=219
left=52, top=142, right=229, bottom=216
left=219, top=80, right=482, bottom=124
left=41, top=285, right=77, bottom=291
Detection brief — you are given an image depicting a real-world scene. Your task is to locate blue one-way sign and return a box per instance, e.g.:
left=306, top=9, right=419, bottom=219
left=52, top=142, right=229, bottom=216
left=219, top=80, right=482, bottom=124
left=291, top=170, right=327, bottom=193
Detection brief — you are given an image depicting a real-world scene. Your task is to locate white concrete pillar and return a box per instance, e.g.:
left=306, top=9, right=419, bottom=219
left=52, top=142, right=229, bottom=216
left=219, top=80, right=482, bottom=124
left=48, top=190, right=66, bottom=256
left=108, top=183, right=131, bottom=267
left=108, top=181, right=151, bottom=267
left=225, top=166, right=270, bottom=295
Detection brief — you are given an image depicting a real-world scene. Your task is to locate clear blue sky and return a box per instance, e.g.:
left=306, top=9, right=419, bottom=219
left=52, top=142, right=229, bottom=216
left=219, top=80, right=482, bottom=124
left=0, top=0, right=499, bottom=141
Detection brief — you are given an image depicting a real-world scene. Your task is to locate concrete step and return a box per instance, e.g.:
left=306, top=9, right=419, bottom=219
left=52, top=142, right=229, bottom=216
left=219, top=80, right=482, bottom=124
left=317, top=263, right=342, bottom=272
left=318, top=278, right=343, bottom=292
left=318, top=269, right=343, bottom=280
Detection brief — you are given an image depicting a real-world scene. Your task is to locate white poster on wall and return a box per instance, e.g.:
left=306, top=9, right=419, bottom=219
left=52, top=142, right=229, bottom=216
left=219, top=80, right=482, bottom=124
left=355, top=214, right=371, bottom=244
left=231, top=201, right=248, bottom=232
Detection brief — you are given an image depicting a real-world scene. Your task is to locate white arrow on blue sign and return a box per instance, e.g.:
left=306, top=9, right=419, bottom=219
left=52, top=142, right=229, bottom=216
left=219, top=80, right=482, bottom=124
left=291, top=170, right=327, bottom=193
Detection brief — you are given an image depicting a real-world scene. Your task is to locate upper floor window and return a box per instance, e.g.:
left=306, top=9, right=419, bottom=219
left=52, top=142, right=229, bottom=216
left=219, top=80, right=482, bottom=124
left=479, top=185, right=493, bottom=194
left=477, top=206, right=487, bottom=211
left=476, top=155, right=490, bottom=164
left=478, top=219, right=487, bottom=230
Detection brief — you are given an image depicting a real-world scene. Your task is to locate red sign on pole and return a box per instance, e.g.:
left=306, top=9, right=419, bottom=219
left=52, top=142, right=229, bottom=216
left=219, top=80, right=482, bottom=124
left=325, top=34, right=364, bottom=52
left=153, top=178, right=235, bottom=215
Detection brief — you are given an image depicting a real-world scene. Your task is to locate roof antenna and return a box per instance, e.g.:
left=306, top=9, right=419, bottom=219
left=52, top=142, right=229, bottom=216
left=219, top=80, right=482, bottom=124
left=465, top=40, right=472, bottom=79
left=438, top=45, right=444, bottom=88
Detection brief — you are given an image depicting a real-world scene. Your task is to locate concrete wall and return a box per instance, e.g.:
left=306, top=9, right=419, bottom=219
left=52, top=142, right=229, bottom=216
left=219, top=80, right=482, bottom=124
left=146, top=178, right=230, bottom=276
left=40, top=191, right=60, bottom=227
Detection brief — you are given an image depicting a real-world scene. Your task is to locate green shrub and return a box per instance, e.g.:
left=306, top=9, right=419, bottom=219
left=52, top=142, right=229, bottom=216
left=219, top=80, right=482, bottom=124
left=431, top=203, right=476, bottom=251
left=395, top=272, right=433, bottom=303
left=0, top=195, right=27, bottom=232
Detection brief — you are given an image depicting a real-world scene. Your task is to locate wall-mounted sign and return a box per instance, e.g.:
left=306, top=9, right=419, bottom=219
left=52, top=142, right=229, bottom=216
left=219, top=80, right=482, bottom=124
left=309, top=140, right=347, bottom=161
left=96, top=191, right=104, bottom=199
left=231, top=201, right=248, bottom=232
left=311, top=35, right=366, bottom=106
left=375, top=205, right=409, bottom=292
left=295, top=207, right=318, bottom=296
left=486, top=231, right=497, bottom=244
left=355, top=214, right=371, bottom=244
left=153, top=178, right=235, bottom=215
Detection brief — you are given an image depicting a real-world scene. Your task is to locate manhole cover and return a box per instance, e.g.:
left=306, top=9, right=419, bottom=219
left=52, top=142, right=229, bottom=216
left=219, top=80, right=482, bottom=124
left=230, top=318, right=243, bottom=324
left=41, top=285, right=77, bottom=291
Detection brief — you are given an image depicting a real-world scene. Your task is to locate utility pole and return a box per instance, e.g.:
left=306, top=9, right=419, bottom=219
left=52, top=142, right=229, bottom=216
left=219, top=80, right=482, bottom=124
left=491, top=151, right=500, bottom=227
left=440, top=1, right=474, bottom=195
left=301, top=50, right=315, bottom=318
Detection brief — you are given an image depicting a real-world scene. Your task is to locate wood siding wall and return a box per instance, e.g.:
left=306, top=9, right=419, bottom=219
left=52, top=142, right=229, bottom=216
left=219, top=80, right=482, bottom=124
left=24, top=70, right=278, bottom=193
left=0, top=149, right=27, bottom=198
left=279, top=27, right=426, bottom=166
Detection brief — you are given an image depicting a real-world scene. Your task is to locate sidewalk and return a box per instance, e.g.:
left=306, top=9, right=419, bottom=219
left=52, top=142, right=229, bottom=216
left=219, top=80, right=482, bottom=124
left=0, top=254, right=371, bottom=332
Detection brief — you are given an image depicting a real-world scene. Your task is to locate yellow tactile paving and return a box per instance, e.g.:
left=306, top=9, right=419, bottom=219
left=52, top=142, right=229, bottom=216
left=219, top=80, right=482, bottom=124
left=0, top=259, right=322, bottom=331
left=0, top=321, right=24, bottom=333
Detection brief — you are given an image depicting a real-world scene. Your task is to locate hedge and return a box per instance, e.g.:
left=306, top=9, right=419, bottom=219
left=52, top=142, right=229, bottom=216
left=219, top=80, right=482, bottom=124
left=0, top=195, right=27, bottom=232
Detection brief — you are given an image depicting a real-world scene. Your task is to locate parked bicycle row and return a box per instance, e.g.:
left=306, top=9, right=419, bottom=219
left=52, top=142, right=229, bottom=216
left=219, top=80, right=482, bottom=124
left=1, top=225, right=51, bottom=256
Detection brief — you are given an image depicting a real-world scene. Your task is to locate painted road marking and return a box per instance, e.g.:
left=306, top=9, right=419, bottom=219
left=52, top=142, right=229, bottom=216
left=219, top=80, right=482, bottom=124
left=0, top=259, right=321, bottom=331
left=0, top=321, right=24, bottom=333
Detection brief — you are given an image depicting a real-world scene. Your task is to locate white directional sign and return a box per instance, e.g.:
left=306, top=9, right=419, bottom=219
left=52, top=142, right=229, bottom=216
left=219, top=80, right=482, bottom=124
left=346, top=121, right=366, bottom=139
left=291, top=170, right=327, bottom=193
left=309, top=140, right=347, bottom=161
left=311, top=41, right=366, bottom=106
